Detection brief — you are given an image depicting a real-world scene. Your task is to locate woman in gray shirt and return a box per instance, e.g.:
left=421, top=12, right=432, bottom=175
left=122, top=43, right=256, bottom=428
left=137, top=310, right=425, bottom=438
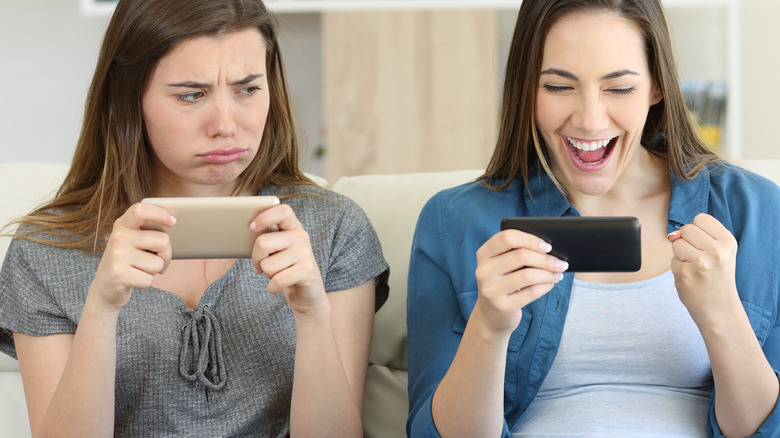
left=0, top=0, right=388, bottom=436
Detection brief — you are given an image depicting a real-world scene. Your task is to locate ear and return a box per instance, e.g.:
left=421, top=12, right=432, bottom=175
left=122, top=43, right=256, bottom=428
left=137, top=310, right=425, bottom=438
left=650, top=85, right=663, bottom=105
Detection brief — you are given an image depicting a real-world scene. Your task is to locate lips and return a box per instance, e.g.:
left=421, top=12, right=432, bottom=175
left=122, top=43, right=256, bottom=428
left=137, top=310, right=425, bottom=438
left=198, top=148, right=247, bottom=164
left=564, top=136, right=617, bottom=165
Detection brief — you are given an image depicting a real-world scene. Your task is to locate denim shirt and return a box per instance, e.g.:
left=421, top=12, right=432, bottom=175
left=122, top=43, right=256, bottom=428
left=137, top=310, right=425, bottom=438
left=406, top=163, right=780, bottom=437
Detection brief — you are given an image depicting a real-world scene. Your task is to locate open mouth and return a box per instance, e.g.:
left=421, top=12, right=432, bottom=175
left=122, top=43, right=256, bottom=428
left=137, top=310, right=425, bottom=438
left=565, top=136, right=618, bottom=165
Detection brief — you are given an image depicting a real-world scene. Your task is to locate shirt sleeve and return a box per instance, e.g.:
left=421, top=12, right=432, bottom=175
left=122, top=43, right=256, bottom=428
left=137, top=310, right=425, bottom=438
left=323, top=198, right=387, bottom=287
left=709, top=249, right=780, bottom=437
left=406, top=193, right=453, bottom=436
left=0, top=238, right=78, bottom=359
left=405, top=193, right=512, bottom=436
left=707, top=171, right=780, bottom=438
left=288, top=189, right=389, bottom=311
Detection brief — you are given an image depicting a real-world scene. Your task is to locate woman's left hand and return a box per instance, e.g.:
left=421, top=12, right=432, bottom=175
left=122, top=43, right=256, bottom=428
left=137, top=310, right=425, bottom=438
left=668, top=213, right=741, bottom=326
left=250, top=204, right=327, bottom=316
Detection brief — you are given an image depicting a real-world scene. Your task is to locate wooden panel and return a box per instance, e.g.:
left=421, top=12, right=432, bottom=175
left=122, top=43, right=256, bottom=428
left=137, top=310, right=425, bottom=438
left=323, top=10, right=498, bottom=180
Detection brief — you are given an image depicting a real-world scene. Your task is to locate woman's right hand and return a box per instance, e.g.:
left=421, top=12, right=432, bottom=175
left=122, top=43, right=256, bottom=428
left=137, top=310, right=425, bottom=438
left=90, top=203, right=175, bottom=312
left=472, top=229, right=568, bottom=336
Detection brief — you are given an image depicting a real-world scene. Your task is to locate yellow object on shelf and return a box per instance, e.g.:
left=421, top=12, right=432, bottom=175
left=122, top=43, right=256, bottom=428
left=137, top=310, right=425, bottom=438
left=697, top=124, right=721, bottom=151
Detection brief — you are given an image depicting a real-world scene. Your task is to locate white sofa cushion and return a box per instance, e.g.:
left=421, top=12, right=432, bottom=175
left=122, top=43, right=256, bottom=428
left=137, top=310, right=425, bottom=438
left=331, top=169, right=483, bottom=438
left=0, top=162, right=65, bottom=437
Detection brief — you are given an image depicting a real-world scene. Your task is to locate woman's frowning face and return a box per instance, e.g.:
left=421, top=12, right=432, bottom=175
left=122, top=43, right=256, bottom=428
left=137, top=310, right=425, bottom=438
left=142, top=28, right=270, bottom=197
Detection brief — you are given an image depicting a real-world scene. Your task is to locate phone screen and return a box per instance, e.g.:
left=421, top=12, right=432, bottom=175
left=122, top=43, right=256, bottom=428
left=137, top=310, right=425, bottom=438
left=500, top=216, right=641, bottom=272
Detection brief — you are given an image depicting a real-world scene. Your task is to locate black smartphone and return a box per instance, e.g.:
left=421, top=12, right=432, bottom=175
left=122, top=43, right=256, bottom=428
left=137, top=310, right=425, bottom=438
left=500, top=216, right=641, bottom=272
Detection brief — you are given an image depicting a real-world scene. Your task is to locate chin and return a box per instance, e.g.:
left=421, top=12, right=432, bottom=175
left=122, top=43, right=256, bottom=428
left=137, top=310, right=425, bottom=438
left=198, top=167, right=243, bottom=186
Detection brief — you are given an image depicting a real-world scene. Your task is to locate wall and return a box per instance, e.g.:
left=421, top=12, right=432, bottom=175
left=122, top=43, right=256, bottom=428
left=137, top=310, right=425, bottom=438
left=739, top=0, right=780, bottom=161
left=1, top=1, right=778, bottom=176
left=0, top=0, right=107, bottom=165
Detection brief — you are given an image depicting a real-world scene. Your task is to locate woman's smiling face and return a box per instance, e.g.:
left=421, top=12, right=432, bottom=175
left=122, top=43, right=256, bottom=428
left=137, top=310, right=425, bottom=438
left=535, top=11, right=662, bottom=197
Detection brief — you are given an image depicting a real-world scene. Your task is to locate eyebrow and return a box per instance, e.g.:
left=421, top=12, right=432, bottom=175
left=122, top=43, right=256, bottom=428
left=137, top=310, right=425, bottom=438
left=540, top=68, right=640, bottom=81
left=166, top=73, right=265, bottom=88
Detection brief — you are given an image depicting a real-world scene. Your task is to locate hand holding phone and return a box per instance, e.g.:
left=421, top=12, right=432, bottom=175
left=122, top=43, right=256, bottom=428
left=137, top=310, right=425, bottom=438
left=141, top=196, right=280, bottom=259
left=500, top=216, right=641, bottom=272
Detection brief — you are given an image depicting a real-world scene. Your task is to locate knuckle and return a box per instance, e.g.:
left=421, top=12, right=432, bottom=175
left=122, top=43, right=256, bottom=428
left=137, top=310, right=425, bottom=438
left=478, top=282, right=500, bottom=298
left=161, top=232, right=172, bottom=248
left=694, top=258, right=710, bottom=271
left=279, top=204, right=294, bottom=216
left=713, top=248, right=730, bottom=265
left=474, top=266, right=488, bottom=281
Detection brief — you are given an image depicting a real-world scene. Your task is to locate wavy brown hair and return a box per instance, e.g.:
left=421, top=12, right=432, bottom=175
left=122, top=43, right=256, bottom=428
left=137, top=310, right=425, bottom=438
left=482, top=0, right=721, bottom=190
left=10, top=0, right=310, bottom=253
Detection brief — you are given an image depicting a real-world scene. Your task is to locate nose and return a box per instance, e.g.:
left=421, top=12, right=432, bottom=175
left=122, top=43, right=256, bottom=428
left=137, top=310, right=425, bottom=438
left=206, top=95, right=237, bottom=138
left=571, top=91, right=609, bottom=135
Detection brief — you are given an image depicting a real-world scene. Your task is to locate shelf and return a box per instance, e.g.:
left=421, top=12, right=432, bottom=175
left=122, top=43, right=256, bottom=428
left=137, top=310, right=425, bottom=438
left=267, top=0, right=524, bottom=12
left=269, top=0, right=738, bottom=13
left=82, top=0, right=738, bottom=14
left=79, top=0, right=529, bottom=15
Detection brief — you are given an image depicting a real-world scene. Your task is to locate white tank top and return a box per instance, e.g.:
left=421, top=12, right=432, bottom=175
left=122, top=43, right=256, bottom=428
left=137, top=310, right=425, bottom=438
left=512, top=271, right=713, bottom=437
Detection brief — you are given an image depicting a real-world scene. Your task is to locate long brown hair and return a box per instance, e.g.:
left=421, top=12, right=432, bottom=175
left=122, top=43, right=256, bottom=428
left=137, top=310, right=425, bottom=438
left=482, top=0, right=720, bottom=190
left=11, top=0, right=309, bottom=253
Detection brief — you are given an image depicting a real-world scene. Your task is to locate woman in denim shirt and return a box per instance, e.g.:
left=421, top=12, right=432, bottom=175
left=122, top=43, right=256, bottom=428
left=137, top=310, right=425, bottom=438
left=407, top=0, right=780, bottom=436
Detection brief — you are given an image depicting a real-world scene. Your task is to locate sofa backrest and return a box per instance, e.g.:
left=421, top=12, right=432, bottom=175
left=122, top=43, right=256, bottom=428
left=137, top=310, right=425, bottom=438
left=331, top=169, right=483, bottom=437
left=0, top=163, right=70, bottom=374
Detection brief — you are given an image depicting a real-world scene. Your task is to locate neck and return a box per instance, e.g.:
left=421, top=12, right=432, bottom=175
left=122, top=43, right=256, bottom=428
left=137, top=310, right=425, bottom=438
left=568, top=151, right=670, bottom=217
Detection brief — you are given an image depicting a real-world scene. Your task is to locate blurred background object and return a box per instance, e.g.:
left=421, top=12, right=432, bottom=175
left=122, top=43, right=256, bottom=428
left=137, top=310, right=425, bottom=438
left=2, top=0, right=776, bottom=181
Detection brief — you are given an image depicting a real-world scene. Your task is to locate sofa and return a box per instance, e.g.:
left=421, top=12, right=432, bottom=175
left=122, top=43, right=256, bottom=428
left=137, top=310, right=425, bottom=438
left=1, top=160, right=778, bottom=438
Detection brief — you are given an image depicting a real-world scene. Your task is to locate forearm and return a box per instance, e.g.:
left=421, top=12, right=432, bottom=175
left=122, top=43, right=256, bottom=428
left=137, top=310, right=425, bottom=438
left=36, top=296, right=119, bottom=437
left=290, top=302, right=363, bottom=437
left=432, top=311, right=511, bottom=438
left=702, top=307, right=779, bottom=437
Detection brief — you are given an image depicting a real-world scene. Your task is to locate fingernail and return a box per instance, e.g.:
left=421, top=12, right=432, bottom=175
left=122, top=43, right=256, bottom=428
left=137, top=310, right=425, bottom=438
left=667, top=231, right=677, bottom=237
left=250, top=221, right=258, bottom=232
left=170, top=216, right=177, bottom=225
left=556, top=260, right=569, bottom=271
left=540, top=241, right=552, bottom=253
left=554, top=273, right=564, bottom=282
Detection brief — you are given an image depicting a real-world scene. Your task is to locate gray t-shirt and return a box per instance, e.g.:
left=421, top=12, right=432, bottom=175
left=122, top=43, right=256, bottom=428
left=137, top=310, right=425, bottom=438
left=0, top=184, right=389, bottom=437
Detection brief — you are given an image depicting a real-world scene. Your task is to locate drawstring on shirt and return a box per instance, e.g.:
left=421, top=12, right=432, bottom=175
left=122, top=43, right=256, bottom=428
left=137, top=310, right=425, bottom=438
left=178, top=305, right=227, bottom=390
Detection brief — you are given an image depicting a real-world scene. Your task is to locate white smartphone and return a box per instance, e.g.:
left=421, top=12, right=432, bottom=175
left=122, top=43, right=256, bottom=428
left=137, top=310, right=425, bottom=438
left=141, top=196, right=280, bottom=259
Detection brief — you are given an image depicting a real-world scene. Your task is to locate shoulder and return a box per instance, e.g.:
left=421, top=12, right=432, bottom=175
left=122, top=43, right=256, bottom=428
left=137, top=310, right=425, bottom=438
left=2, top=235, right=96, bottom=292
left=708, top=162, right=780, bottom=198
left=421, top=177, right=520, bottom=223
left=260, top=184, right=369, bottom=228
left=418, top=176, right=526, bottom=237
left=414, top=177, right=522, bottom=262
left=705, top=162, right=780, bottom=215
left=258, top=184, right=384, bottom=262
left=3, top=233, right=75, bottom=271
